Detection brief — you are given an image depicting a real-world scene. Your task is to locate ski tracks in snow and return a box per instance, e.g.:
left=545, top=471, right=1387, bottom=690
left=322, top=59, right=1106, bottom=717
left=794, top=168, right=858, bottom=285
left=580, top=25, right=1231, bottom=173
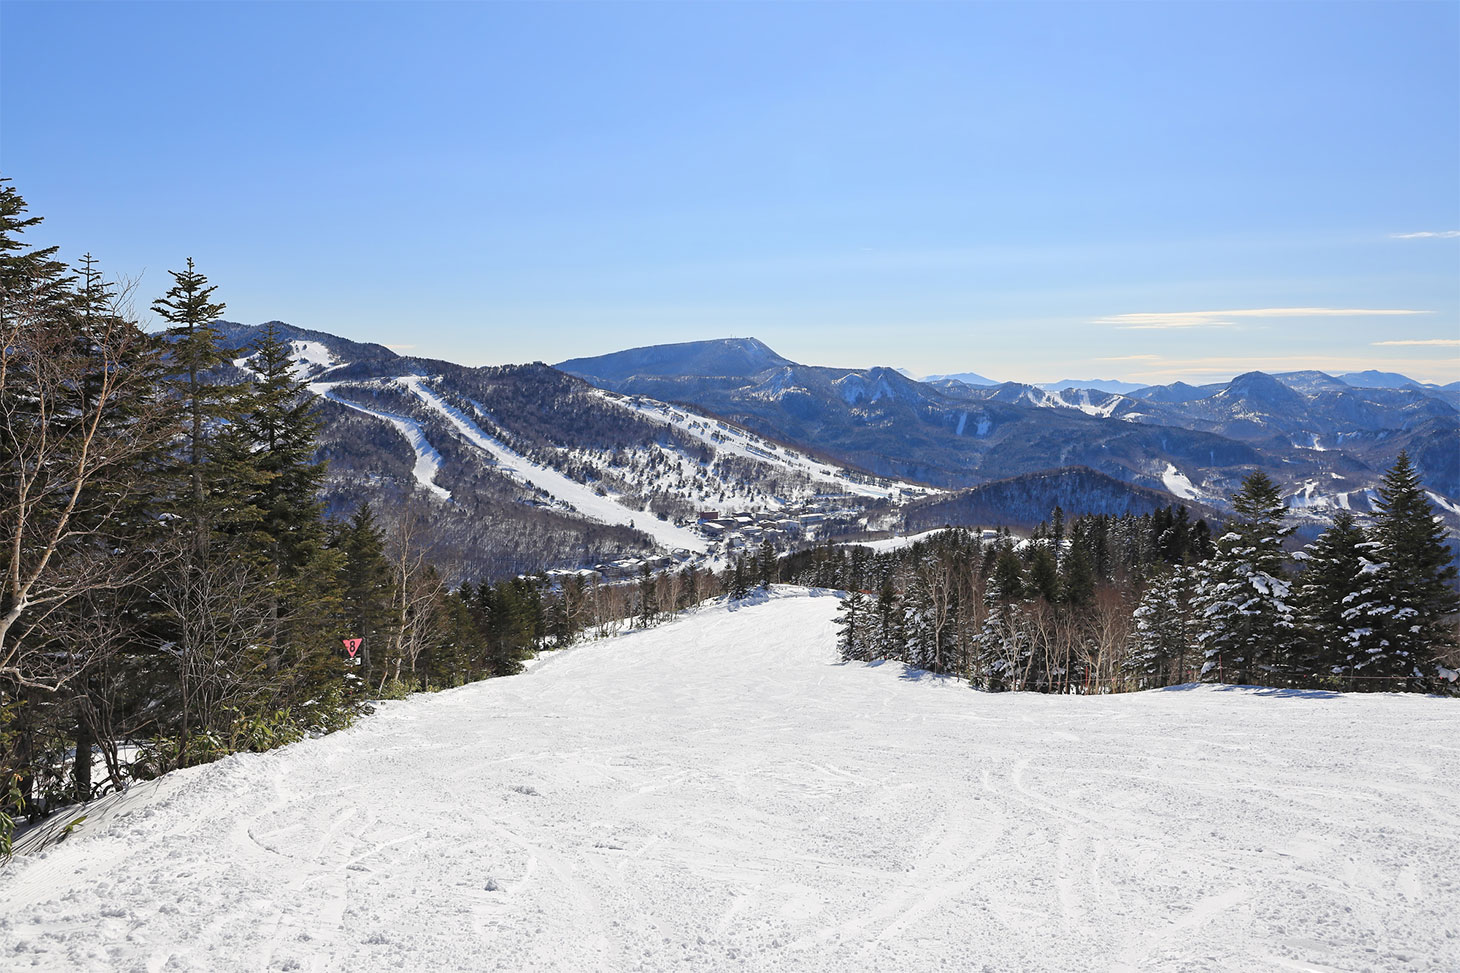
left=3, top=588, right=1458, bottom=972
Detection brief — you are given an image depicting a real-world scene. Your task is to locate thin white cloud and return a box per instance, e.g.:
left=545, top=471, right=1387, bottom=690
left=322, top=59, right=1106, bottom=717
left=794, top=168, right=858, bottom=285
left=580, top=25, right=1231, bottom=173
left=1095, top=354, right=1161, bottom=361
left=1372, top=338, right=1460, bottom=347
left=1390, top=230, right=1460, bottom=239
left=1095, top=307, right=1429, bottom=330
left=1117, top=354, right=1456, bottom=383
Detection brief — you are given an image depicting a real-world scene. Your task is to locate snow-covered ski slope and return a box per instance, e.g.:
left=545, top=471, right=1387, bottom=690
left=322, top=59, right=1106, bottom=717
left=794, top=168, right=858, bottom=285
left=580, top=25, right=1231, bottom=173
left=309, top=382, right=452, bottom=501
left=4, top=589, right=1457, bottom=971
left=598, top=389, right=932, bottom=501
left=398, top=377, right=708, bottom=552
left=310, top=378, right=706, bottom=552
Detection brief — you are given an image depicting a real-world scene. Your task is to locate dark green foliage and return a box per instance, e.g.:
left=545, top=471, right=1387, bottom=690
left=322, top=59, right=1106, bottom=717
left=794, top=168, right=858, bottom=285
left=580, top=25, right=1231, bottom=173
left=836, top=591, right=871, bottom=662
left=1193, top=472, right=1296, bottom=685
left=333, top=505, right=398, bottom=691
left=1346, top=453, right=1459, bottom=687
left=1294, top=511, right=1368, bottom=681
left=238, top=323, right=328, bottom=572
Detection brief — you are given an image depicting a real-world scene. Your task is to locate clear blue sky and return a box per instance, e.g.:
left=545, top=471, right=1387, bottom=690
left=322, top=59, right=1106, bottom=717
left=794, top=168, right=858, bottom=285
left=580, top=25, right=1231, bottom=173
left=3, top=1, right=1457, bottom=383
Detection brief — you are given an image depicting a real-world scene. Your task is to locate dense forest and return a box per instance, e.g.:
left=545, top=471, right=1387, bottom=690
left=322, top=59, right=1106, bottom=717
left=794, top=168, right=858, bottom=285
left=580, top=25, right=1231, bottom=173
left=803, top=467, right=1458, bottom=694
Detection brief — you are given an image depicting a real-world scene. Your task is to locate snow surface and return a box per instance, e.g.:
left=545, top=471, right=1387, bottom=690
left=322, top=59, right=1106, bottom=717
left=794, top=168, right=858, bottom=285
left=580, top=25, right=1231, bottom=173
left=309, top=382, right=451, bottom=501
left=841, top=527, right=956, bottom=553
left=398, top=377, right=707, bottom=553
left=4, top=589, right=1457, bottom=971
left=1161, top=462, right=1200, bottom=501
left=290, top=341, right=337, bottom=378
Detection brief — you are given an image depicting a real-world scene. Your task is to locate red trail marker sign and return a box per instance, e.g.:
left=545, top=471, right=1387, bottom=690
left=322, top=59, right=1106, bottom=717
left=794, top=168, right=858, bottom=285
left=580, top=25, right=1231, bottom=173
left=342, top=638, right=362, bottom=659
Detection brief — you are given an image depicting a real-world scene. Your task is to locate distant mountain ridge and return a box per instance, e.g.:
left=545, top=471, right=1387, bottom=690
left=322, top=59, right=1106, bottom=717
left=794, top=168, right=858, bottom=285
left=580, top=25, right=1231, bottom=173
left=556, top=336, right=1460, bottom=530
left=207, top=325, right=1458, bottom=582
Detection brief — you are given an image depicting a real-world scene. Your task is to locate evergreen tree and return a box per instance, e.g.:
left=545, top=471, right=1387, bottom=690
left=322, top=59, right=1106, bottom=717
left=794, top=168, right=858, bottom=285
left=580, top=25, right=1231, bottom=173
left=1059, top=530, right=1097, bottom=608
left=238, top=323, right=327, bottom=572
left=1193, top=472, right=1296, bottom=685
left=334, top=505, right=398, bottom=692
left=152, top=259, right=257, bottom=544
left=1026, top=544, right=1059, bottom=603
left=836, top=590, right=870, bottom=662
left=873, top=575, right=905, bottom=662
left=637, top=563, right=657, bottom=628
left=729, top=555, right=751, bottom=600
left=1345, top=453, right=1459, bottom=688
left=1126, top=565, right=1194, bottom=687
left=757, top=539, right=776, bottom=590
left=1293, top=511, right=1367, bottom=683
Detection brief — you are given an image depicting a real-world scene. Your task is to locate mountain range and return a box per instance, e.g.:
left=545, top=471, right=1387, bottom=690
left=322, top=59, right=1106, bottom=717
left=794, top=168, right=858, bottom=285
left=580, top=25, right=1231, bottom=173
left=214, top=325, right=1458, bottom=581
left=557, top=337, right=1458, bottom=517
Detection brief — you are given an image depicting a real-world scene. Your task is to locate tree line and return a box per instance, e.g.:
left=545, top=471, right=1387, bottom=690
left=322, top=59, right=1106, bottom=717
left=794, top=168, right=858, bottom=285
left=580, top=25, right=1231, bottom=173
left=815, top=466, right=1457, bottom=694
left=0, top=182, right=724, bottom=851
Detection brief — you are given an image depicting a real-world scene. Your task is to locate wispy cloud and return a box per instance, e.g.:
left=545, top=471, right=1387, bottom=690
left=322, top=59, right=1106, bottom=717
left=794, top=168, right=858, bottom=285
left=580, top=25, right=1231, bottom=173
left=1113, top=354, right=1454, bottom=382
left=1095, top=354, right=1161, bottom=361
left=1095, top=307, right=1429, bottom=330
left=1390, top=230, right=1460, bottom=239
left=1373, top=338, right=1460, bottom=347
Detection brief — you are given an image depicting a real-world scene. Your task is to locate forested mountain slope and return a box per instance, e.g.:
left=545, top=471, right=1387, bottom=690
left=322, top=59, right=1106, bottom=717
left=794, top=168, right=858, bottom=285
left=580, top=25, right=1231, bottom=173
left=559, top=337, right=1460, bottom=531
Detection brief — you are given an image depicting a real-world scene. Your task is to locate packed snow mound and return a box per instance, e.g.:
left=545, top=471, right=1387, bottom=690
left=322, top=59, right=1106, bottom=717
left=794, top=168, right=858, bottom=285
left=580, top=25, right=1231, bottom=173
left=3, top=588, right=1457, bottom=971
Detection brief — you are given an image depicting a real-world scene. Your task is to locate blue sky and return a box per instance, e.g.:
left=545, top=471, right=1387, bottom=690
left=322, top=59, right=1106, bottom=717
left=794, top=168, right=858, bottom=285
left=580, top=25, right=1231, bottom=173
left=3, top=1, right=1457, bottom=383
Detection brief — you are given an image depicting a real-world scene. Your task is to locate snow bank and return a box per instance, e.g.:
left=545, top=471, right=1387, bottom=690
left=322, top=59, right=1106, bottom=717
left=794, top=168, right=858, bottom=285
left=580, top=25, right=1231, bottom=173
left=3, top=588, right=1456, bottom=971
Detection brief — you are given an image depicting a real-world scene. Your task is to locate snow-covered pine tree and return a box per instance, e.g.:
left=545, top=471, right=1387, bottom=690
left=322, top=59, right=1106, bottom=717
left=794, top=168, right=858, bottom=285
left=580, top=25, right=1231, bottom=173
left=1192, top=471, right=1296, bottom=685
left=1343, top=453, right=1459, bottom=690
left=836, top=589, right=871, bottom=663
left=973, top=547, right=1027, bottom=691
left=1126, top=564, right=1194, bottom=688
left=1293, top=510, right=1367, bottom=683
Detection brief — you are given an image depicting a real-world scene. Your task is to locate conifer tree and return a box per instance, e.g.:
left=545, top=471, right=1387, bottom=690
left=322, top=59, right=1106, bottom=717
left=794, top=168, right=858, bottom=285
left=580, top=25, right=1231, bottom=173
left=334, top=505, right=398, bottom=691
left=836, top=590, right=870, bottom=663
left=152, top=260, right=255, bottom=544
left=874, top=575, right=905, bottom=662
left=757, top=539, right=776, bottom=590
left=1293, top=511, right=1367, bottom=683
left=1193, top=471, right=1296, bottom=685
left=1026, top=544, right=1059, bottom=603
left=729, top=556, right=751, bottom=600
left=238, top=323, right=327, bottom=572
left=637, top=563, right=657, bottom=628
left=1060, top=530, right=1097, bottom=608
left=1344, top=453, right=1459, bottom=688
left=1126, top=565, right=1194, bottom=687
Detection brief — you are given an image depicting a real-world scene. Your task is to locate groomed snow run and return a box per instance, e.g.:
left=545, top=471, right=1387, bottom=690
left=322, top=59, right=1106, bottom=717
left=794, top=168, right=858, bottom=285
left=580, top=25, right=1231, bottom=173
left=399, top=378, right=707, bottom=553
left=309, top=382, right=451, bottom=501
left=595, top=390, right=928, bottom=501
left=3, top=588, right=1457, bottom=971
left=1161, top=462, right=1200, bottom=502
